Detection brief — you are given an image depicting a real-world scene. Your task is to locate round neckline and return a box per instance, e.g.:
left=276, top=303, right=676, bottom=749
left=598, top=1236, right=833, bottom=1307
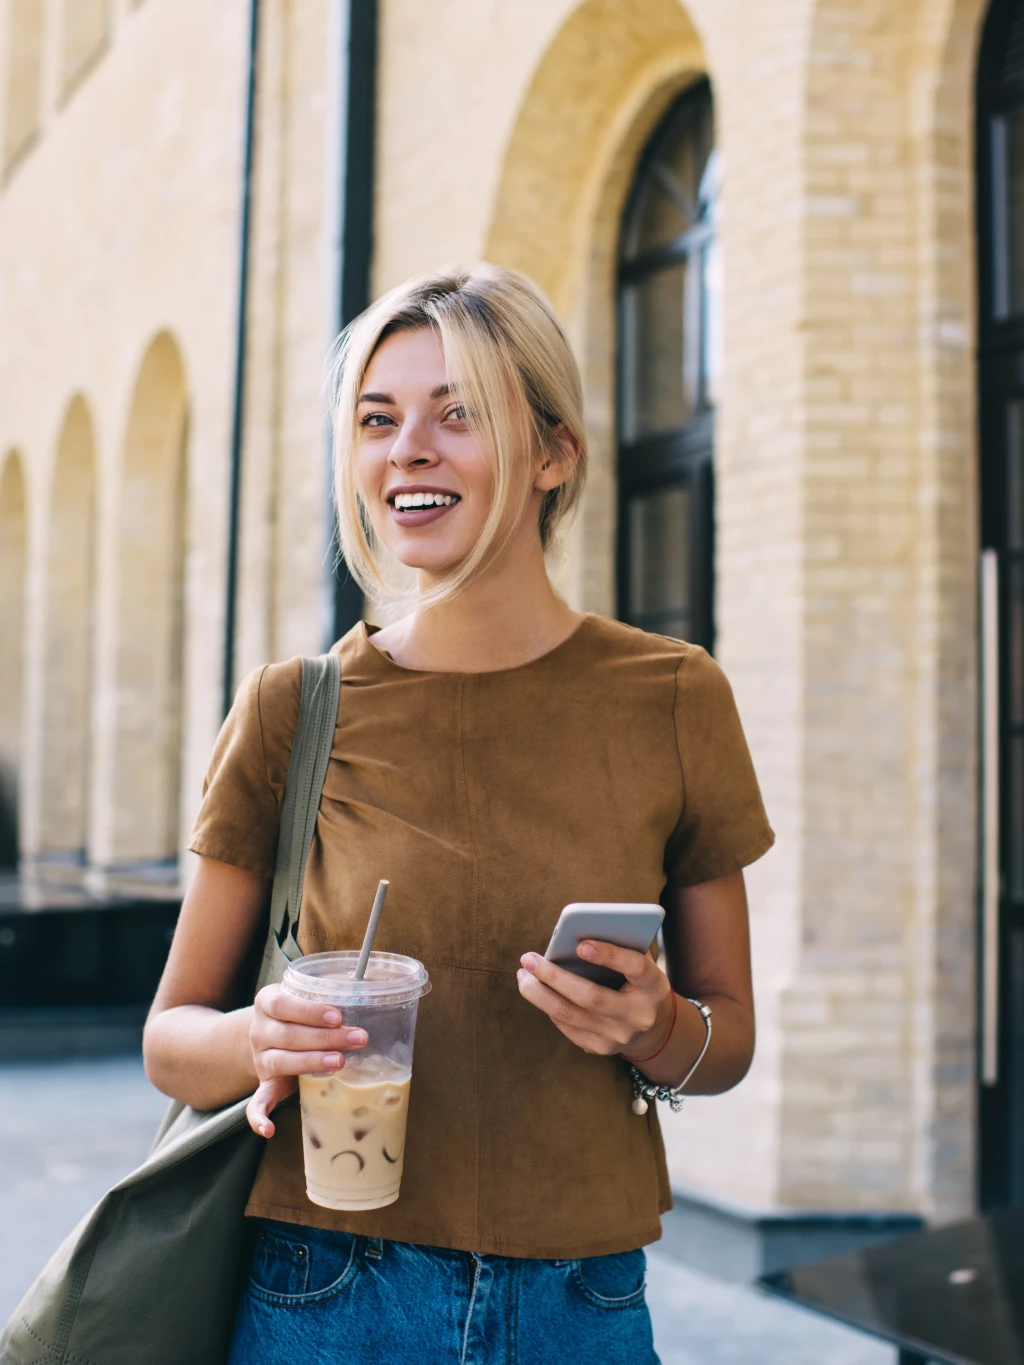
left=359, top=612, right=595, bottom=678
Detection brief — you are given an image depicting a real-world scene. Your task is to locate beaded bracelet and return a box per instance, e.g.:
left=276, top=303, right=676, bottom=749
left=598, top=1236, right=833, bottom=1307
left=627, top=997, right=712, bottom=1115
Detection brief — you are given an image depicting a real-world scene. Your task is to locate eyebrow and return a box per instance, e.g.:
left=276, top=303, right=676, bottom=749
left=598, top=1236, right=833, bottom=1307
left=357, top=383, right=455, bottom=404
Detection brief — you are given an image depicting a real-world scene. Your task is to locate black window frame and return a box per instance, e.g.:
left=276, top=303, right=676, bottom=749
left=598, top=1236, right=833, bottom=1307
left=616, top=78, right=717, bottom=651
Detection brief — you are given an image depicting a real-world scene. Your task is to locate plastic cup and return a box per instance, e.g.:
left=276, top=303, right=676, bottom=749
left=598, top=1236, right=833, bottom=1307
left=282, top=950, right=431, bottom=1211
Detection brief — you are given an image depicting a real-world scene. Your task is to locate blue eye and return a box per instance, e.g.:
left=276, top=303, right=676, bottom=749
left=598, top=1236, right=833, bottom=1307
left=360, top=412, right=394, bottom=428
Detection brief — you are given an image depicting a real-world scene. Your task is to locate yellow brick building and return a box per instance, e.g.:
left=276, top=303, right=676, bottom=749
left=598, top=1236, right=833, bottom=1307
left=0, top=0, right=1019, bottom=1242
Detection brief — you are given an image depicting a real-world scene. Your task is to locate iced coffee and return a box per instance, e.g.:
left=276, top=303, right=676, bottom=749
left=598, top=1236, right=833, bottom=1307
left=299, top=1057, right=412, bottom=1208
left=282, top=950, right=430, bottom=1211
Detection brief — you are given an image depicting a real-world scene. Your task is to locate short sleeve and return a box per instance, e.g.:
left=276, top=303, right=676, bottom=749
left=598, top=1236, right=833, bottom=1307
left=664, top=646, right=775, bottom=887
left=188, top=658, right=303, bottom=877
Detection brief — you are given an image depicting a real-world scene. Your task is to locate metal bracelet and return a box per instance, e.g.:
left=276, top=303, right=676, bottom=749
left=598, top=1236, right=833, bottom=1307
left=628, top=998, right=712, bottom=1115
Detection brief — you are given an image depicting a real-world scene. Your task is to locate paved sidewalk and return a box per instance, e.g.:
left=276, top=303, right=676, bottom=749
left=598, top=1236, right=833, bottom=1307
left=0, top=1058, right=894, bottom=1362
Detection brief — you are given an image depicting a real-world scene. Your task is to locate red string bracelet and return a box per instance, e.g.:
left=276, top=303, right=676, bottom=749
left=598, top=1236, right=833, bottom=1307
left=621, top=992, right=678, bottom=1065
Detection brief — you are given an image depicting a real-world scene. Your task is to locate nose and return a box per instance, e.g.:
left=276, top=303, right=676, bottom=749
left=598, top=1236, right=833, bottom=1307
left=388, top=413, right=440, bottom=471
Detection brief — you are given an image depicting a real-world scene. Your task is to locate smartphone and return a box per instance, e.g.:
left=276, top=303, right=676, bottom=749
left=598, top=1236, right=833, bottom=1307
left=542, top=902, right=665, bottom=990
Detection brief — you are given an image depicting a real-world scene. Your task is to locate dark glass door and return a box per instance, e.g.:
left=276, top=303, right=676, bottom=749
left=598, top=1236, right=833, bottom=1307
left=977, top=0, right=1024, bottom=1209
left=617, top=81, right=717, bottom=649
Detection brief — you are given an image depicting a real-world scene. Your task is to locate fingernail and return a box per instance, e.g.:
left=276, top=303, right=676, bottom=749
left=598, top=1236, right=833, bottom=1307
left=348, top=1029, right=367, bottom=1046
left=578, top=942, right=596, bottom=960
left=522, top=953, right=538, bottom=969
left=323, top=1009, right=341, bottom=1026
left=323, top=1053, right=342, bottom=1068
left=258, top=1123, right=269, bottom=1137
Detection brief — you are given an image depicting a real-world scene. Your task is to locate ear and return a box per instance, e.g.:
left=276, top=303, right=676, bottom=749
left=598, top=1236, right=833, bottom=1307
left=533, top=423, right=582, bottom=493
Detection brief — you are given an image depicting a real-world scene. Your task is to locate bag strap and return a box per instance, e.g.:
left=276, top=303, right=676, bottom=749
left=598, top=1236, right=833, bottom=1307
left=259, top=652, right=341, bottom=988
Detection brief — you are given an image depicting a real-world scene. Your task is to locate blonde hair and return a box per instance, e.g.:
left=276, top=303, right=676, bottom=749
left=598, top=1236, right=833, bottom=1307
left=329, top=263, right=587, bottom=605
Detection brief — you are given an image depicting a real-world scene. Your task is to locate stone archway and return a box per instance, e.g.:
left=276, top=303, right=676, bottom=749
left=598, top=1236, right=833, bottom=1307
left=484, top=0, right=709, bottom=617
left=0, top=451, right=27, bottom=867
left=90, top=333, right=188, bottom=872
left=33, top=396, right=97, bottom=860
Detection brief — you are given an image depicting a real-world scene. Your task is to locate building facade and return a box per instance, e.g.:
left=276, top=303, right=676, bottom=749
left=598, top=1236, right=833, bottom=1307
left=0, top=0, right=1018, bottom=1224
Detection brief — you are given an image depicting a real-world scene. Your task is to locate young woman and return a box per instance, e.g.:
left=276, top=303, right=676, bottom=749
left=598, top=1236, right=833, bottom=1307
left=143, top=264, right=773, bottom=1365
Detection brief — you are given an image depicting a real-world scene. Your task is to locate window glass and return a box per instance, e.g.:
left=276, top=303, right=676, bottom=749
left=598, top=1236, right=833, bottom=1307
left=628, top=484, right=691, bottom=639
left=991, top=109, right=1024, bottom=315
left=622, top=93, right=714, bottom=262
left=617, top=80, right=716, bottom=651
left=621, top=262, right=688, bottom=442
left=620, top=83, right=718, bottom=438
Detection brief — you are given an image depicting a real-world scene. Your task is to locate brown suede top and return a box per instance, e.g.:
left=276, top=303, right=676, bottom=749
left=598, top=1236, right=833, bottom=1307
left=189, top=613, right=774, bottom=1258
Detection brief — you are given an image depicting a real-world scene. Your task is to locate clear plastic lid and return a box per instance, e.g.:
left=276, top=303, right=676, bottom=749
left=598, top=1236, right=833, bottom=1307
left=282, top=950, right=431, bottom=1008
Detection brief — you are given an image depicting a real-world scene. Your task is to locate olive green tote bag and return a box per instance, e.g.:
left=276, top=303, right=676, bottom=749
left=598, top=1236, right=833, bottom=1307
left=0, top=652, right=341, bottom=1365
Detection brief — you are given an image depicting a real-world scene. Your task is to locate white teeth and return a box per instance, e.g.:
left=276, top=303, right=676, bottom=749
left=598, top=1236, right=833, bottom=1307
left=393, top=492, right=458, bottom=510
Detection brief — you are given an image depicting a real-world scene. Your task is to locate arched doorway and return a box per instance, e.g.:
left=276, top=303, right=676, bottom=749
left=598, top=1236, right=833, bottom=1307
left=91, top=333, right=188, bottom=873
left=0, top=451, right=27, bottom=867
left=616, top=78, right=717, bottom=648
left=977, top=0, right=1024, bottom=1208
left=38, top=396, right=96, bottom=860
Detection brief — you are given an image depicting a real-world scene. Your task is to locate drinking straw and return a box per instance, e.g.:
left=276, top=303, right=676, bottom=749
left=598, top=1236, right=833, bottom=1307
left=354, top=879, right=390, bottom=981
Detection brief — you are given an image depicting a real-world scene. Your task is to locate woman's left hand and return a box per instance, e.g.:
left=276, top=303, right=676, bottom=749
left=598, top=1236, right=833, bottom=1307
left=516, top=941, right=674, bottom=1059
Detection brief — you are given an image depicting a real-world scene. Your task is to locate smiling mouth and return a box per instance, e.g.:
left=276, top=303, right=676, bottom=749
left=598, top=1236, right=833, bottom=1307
left=388, top=491, right=460, bottom=510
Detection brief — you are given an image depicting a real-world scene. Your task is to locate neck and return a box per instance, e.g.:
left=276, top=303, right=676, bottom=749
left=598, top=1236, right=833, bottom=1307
left=371, top=533, right=582, bottom=673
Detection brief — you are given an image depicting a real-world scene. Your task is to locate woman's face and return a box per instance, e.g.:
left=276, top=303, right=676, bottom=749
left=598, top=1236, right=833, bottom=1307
left=355, top=327, right=497, bottom=580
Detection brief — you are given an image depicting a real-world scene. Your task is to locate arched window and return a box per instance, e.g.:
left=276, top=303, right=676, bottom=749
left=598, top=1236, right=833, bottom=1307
left=617, top=78, right=718, bottom=648
left=977, top=0, right=1024, bottom=1210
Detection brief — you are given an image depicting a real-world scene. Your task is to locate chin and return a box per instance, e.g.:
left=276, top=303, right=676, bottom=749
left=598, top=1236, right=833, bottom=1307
left=384, top=539, right=471, bottom=575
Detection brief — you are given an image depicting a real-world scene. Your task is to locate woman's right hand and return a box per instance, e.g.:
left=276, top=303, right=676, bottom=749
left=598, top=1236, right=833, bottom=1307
left=245, top=984, right=368, bottom=1138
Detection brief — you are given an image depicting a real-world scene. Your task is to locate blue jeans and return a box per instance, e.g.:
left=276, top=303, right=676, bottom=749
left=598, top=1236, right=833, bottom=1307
left=229, top=1219, right=660, bottom=1365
